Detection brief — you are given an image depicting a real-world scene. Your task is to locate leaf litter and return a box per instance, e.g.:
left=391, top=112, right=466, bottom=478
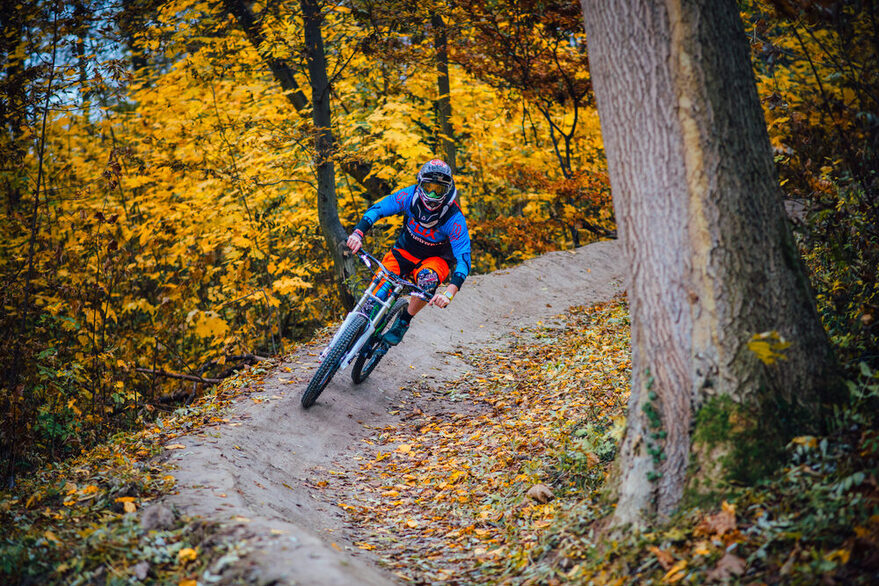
left=319, top=296, right=879, bottom=584
left=4, top=295, right=876, bottom=584
left=323, top=299, right=632, bottom=583
left=0, top=358, right=279, bottom=584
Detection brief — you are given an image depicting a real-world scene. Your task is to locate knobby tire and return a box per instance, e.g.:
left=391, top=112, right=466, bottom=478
left=301, top=313, right=368, bottom=408
left=351, top=298, right=409, bottom=384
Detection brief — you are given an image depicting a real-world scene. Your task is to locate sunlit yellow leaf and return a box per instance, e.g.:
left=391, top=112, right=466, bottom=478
left=791, top=436, right=818, bottom=448
left=272, top=276, right=312, bottom=296
left=44, top=530, right=61, bottom=544
left=825, top=548, right=851, bottom=564
left=662, top=559, right=687, bottom=583
left=747, top=331, right=792, bottom=365
left=177, top=547, right=198, bottom=563
left=192, top=311, right=229, bottom=339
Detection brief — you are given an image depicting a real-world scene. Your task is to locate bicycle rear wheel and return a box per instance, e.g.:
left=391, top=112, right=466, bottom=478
left=351, top=298, right=409, bottom=384
left=302, top=313, right=368, bottom=408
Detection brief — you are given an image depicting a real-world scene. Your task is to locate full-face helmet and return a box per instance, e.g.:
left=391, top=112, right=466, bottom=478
left=416, top=159, right=454, bottom=211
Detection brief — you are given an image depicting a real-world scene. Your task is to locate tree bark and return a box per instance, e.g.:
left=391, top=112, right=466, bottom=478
left=222, top=0, right=392, bottom=201
left=118, top=0, right=151, bottom=71
left=580, top=0, right=839, bottom=526
left=432, top=13, right=456, bottom=173
left=301, top=0, right=355, bottom=309
left=1, top=0, right=26, bottom=211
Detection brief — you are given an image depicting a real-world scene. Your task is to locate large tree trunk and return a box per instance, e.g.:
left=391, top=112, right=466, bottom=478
left=580, top=0, right=839, bottom=526
left=301, top=0, right=355, bottom=309
left=431, top=13, right=456, bottom=174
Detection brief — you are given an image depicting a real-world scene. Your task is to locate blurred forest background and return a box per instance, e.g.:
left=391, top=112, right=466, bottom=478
left=1, top=0, right=876, bottom=481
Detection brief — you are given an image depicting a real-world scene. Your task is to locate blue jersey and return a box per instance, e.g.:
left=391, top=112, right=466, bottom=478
left=354, top=185, right=472, bottom=288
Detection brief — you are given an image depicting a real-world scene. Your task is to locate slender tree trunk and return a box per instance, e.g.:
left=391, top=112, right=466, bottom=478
left=73, top=0, right=90, bottom=117
left=301, top=0, right=355, bottom=309
left=1, top=1, right=26, bottom=211
left=432, top=13, right=456, bottom=173
left=580, top=0, right=839, bottom=527
left=119, top=0, right=149, bottom=71
left=222, top=0, right=392, bottom=201
left=4, top=5, right=59, bottom=486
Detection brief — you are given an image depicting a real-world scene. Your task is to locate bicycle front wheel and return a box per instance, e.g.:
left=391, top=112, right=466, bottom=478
left=302, top=313, right=368, bottom=408
left=351, top=298, right=409, bottom=384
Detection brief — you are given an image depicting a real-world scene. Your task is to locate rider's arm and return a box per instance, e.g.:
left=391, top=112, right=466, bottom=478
left=431, top=213, right=471, bottom=308
left=352, top=187, right=410, bottom=236
left=348, top=188, right=410, bottom=252
left=446, top=213, right=472, bottom=290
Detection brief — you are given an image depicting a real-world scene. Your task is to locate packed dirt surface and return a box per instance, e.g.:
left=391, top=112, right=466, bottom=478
left=162, top=239, right=625, bottom=584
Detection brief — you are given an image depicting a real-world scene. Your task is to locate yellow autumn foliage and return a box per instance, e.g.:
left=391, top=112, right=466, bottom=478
left=1, top=0, right=612, bottom=465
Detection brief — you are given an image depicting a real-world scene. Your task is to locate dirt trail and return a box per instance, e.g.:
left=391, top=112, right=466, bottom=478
left=162, top=239, right=625, bottom=585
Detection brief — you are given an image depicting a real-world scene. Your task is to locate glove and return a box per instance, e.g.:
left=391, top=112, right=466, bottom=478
left=347, top=229, right=364, bottom=252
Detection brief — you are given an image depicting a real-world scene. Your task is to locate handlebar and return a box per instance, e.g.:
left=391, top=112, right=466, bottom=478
left=355, top=249, right=432, bottom=299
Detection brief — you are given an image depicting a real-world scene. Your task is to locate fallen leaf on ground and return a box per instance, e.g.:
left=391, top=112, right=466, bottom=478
left=648, top=545, right=675, bottom=570
left=695, top=500, right=736, bottom=538
left=526, top=483, right=554, bottom=503
left=705, top=552, right=746, bottom=581
left=662, top=559, right=687, bottom=583
left=44, top=530, right=60, bottom=544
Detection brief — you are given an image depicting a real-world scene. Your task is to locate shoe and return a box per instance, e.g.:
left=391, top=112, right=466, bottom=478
left=382, top=316, right=410, bottom=346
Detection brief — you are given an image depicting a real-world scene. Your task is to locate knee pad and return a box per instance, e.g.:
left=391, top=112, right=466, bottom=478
left=415, top=268, right=440, bottom=299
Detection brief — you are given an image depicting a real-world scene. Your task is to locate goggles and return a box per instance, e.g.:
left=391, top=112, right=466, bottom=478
left=421, top=181, right=449, bottom=200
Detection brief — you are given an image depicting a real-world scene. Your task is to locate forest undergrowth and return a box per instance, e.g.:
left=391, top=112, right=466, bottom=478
left=329, top=298, right=879, bottom=585
left=0, top=361, right=278, bottom=585
left=2, top=298, right=878, bottom=584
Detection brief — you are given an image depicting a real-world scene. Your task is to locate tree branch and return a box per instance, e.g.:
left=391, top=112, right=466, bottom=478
left=135, top=368, right=222, bottom=384
left=221, top=0, right=392, bottom=200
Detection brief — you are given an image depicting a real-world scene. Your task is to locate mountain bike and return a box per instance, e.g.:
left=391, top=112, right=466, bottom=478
left=301, top=250, right=431, bottom=408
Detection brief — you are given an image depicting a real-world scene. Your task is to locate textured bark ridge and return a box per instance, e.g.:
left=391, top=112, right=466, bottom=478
left=581, top=0, right=837, bottom=526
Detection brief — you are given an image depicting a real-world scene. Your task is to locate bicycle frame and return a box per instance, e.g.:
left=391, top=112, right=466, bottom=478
left=320, top=250, right=429, bottom=372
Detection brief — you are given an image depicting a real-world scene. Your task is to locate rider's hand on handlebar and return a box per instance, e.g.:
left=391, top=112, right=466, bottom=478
left=430, top=293, right=450, bottom=309
left=346, top=232, right=362, bottom=253
left=430, top=285, right=458, bottom=309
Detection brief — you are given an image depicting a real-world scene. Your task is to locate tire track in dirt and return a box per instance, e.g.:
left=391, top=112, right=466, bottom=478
left=162, top=239, right=625, bottom=585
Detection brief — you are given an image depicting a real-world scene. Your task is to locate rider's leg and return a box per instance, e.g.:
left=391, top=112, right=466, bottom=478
left=384, top=262, right=446, bottom=345
left=383, top=269, right=437, bottom=345
left=406, top=266, right=440, bottom=313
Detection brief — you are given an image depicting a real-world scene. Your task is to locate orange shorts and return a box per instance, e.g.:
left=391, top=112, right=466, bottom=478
left=380, top=247, right=450, bottom=283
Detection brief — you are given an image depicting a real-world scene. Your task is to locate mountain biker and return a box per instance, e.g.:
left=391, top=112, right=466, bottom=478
left=346, top=159, right=471, bottom=346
